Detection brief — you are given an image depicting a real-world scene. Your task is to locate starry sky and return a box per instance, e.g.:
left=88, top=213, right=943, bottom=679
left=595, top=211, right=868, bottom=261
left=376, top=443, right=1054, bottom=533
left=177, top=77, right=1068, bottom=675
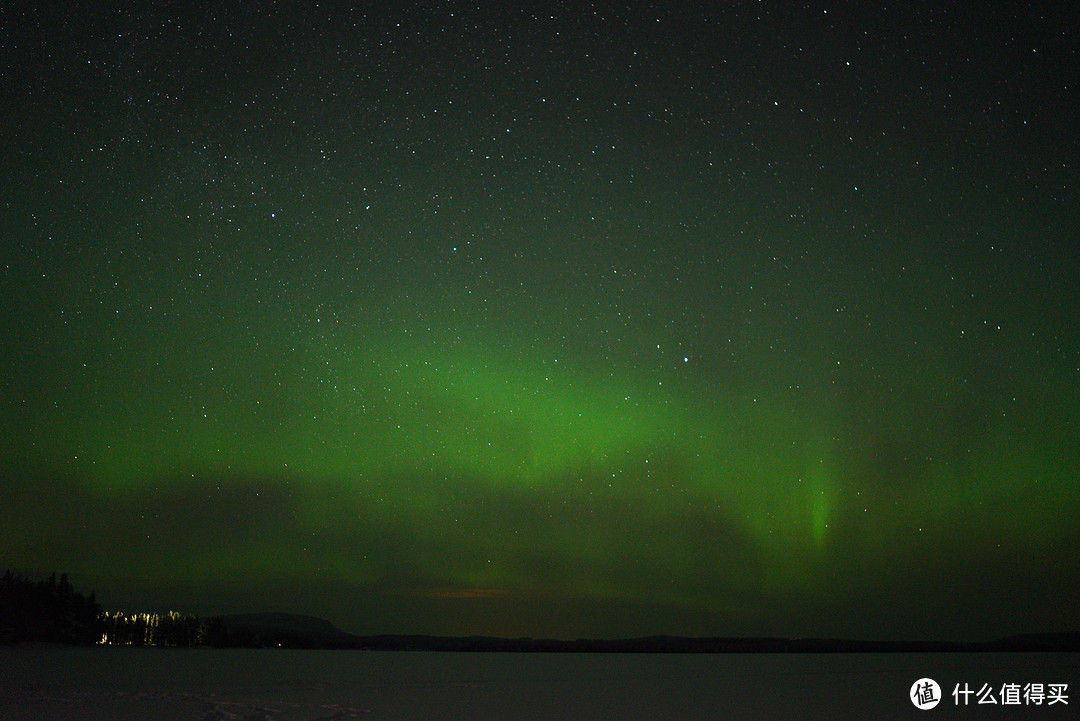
left=2, top=1, right=1078, bottom=642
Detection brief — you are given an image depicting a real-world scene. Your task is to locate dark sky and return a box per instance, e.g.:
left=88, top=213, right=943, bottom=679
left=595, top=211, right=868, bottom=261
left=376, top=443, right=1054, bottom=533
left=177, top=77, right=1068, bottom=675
left=2, top=1, right=1078, bottom=642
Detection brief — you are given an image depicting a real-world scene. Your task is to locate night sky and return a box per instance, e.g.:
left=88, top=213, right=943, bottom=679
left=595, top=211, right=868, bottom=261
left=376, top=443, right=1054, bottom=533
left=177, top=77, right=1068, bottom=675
left=2, top=2, right=1078, bottom=643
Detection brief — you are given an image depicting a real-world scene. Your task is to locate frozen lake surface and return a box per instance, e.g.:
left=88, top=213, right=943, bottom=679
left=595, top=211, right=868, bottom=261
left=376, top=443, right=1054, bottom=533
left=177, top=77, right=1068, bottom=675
left=1, top=646, right=1075, bottom=720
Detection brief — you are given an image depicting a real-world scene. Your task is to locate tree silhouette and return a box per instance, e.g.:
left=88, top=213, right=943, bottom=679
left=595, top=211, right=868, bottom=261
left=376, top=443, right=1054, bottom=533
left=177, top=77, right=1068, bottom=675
left=0, top=570, right=102, bottom=644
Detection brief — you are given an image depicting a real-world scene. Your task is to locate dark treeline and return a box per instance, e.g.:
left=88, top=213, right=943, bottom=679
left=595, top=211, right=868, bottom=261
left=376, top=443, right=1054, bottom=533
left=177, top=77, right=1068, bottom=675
left=97, top=613, right=334, bottom=648
left=4, top=570, right=1079, bottom=651
left=100, top=610, right=203, bottom=647
left=1, top=570, right=208, bottom=647
left=0, top=570, right=102, bottom=644
left=0, top=570, right=350, bottom=648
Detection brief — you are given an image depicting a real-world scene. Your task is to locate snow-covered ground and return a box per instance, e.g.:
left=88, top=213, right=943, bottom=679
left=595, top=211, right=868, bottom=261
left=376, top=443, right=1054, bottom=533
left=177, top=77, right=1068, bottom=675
left=1, top=645, right=1075, bottom=720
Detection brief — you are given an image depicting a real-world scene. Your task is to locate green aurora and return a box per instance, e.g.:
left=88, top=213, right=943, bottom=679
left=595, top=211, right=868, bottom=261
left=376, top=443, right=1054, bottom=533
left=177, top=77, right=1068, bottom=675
left=2, top=1, right=1078, bottom=641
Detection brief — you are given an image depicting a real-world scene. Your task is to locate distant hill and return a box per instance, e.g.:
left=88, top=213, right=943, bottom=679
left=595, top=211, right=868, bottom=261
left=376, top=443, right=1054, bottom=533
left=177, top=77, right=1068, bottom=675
left=204, top=613, right=359, bottom=649
left=16, top=569, right=1074, bottom=652
left=200, top=613, right=1080, bottom=652
left=218, top=613, right=349, bottom=637
left=990, top=631, right=1080, bottom=652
